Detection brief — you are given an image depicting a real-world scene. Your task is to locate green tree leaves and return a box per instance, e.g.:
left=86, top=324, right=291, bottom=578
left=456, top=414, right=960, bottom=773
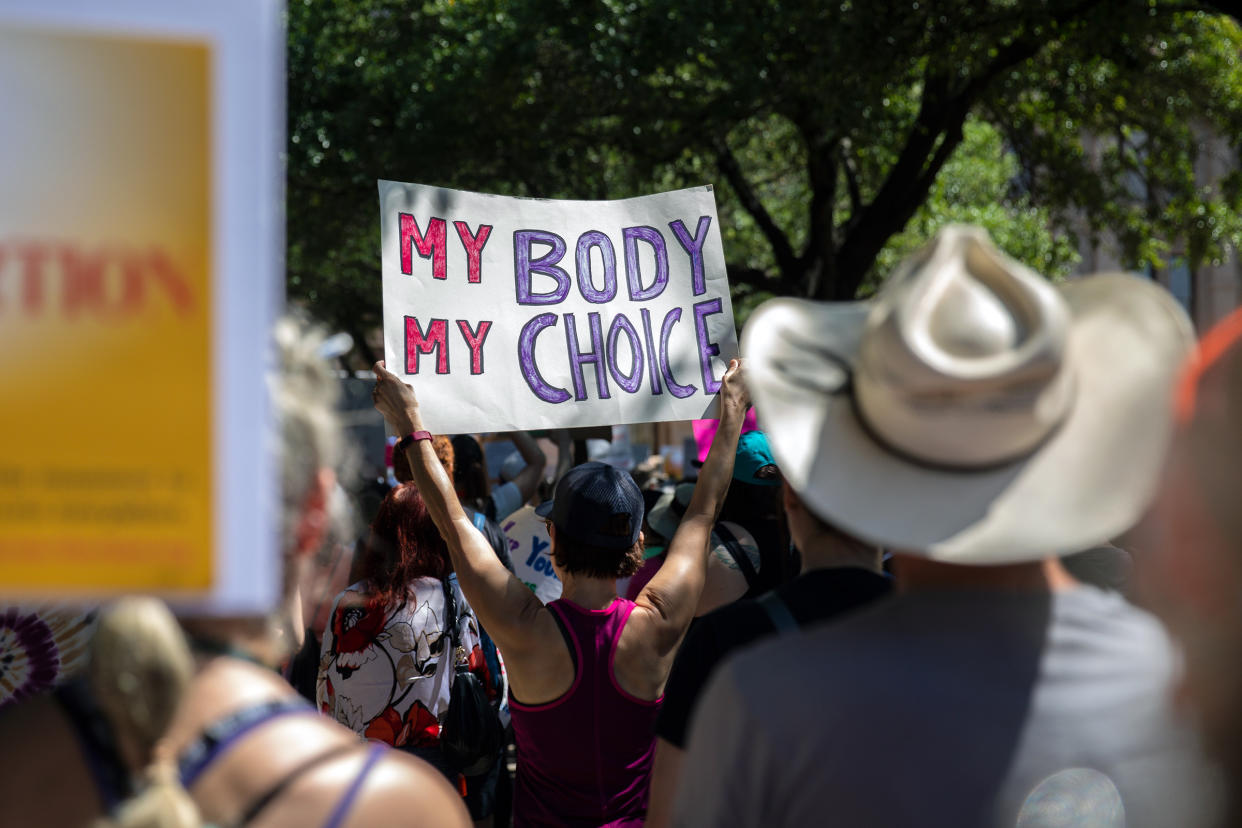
left=287, top=0, right=1242, bottom=335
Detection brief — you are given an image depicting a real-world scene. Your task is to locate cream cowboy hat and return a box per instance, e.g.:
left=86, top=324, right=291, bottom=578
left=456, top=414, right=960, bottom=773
left=741, top=225, right=1194, bottom=563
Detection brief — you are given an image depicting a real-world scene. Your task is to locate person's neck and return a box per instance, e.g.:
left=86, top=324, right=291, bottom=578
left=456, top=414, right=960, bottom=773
left=559, top=575, right=619, bottom=610
left=798, top=530, right=884, bottom=574
left=178, top=616, right=289, bottom=669
left=892, top=555, right=1079, bottom=593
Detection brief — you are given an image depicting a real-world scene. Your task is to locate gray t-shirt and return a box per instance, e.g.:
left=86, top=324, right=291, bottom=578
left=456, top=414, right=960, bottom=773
left=674, top=587, right=1219, bottom=828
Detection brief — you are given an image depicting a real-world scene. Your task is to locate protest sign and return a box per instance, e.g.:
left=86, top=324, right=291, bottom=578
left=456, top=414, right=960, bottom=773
left=502, top=505, right=562, bottom=604
left=379, top=182, right=739, bottom=434
left=0, top=0, right=283, bottom=613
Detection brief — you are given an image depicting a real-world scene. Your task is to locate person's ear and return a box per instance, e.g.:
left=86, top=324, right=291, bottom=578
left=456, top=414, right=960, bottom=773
left=781, top=481, right=801, bottom=515
left=293, top=468, right=335, bottom=560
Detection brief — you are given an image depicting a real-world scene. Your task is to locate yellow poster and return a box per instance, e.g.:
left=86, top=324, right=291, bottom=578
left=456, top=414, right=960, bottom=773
left=0, top=27, right=213, bottom=593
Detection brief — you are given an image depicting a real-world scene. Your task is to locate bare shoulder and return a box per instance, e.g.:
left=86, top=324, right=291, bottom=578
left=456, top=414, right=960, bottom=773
left=243, top=730, right=470, bottom=828
left=342, top=750, right=472, bottom=827
left=496, top=600, right=577, bottom=703
left=628, top=554, right=700, bottom=648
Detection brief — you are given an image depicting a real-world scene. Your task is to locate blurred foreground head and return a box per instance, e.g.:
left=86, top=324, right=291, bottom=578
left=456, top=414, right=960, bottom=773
left=741, top=224, right=1194, bottom=564
left=273, top=313, right=348, bottom=558
left=91, top=597, right=198, bottom=828
left=183, top=315, right=352, bottom=655
left=1142, top=307, right=1242, bottom=802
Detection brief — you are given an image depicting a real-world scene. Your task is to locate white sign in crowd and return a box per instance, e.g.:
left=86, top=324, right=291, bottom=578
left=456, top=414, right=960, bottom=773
left=502, top=505, right=562, bottom=604
left=379, top=182, right=739, bottom=434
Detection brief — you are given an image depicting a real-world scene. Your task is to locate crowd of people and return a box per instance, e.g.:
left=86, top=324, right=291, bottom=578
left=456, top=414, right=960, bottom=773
left=3, top=223, right=1242, bottom=827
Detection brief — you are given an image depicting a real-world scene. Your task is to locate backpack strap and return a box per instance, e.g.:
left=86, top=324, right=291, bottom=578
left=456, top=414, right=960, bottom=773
left=757, top=591, right=799, bottom=634
left=471, top=511, right=488, bottom=532
left=713, top=522, right=760, bottom=589
left=441, top=575, right=461, bottom=657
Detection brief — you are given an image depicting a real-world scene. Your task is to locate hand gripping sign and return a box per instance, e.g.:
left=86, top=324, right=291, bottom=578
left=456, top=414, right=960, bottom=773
left=379, top=182, right=739, bottom=434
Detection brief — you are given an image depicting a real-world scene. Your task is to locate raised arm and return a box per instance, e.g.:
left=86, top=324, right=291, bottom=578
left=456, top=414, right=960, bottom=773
left=507, top=431, right=547, bottom=506
left=633, top=359, right=749, bottom=652
left=371, top=362, right=545, bottom=655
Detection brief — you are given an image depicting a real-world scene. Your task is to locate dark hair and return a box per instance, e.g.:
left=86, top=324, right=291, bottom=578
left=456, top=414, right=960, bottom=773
left=720, top=479, right=783, bottom=524
left=451, top=434, right=488, bottom=501
left=551, top=515, right=645, bottom=579
left=359, top=483, right=451, bottom=605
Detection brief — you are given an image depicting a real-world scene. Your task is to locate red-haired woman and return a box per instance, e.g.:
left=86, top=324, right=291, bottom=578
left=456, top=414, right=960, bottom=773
left=317, top=482, right=501, bottom=822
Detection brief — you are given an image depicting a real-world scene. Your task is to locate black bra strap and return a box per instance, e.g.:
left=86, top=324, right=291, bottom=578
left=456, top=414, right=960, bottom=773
left=237, top=743, right=360, bottom=826
left=178, top=697, right=314, bottom=787
left=713, top=522, right=760, bottom=589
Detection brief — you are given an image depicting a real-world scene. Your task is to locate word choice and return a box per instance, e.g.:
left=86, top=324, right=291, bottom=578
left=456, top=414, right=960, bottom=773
left=398, top=213, right=725, bottom=403
left=404, top=300, right=724, bottom=404
left=519, top=300, right=723, bottom=403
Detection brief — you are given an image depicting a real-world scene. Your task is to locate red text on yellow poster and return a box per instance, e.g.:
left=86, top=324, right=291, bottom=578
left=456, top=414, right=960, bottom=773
left=0, top=27, right=213, bottom=594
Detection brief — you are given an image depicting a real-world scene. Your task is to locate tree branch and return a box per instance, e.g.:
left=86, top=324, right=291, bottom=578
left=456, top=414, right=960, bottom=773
left=829, top=29, right=1054, bottom=299
left=726, top=263, right=790, bottom=292
left=713, top=137, right=802, bottom=280
left=801, top=128, right=839, bottom=298
left=839, top=140, right=864, bottom=221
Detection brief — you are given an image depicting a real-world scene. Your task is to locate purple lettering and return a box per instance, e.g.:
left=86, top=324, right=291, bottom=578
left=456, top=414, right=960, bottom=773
left=640, top=308, right=663, bottom=396
left=669, top=216, right=713, bottom=296
left=518, top=313, right=571, bottom=403
left=514, top=230, right=570, bottom=305
left=659, top=307, right=696, bottom=399
left=606, top=313, right=644, bottom=394
left=575, top=230, right=617, bottom=304
left=692, top=298, right=724, bottom=394
left=565, top=312, right=610, bottom=401
left=623, top=225, right=669, bottom=301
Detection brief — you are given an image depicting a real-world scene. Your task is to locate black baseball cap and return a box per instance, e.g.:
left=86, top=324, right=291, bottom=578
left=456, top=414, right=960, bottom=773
left=535, top=461, right=644, bottom=549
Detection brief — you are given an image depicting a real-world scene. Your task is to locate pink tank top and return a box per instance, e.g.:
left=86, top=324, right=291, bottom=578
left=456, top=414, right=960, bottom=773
left=509, top=598, right=661, bottom=827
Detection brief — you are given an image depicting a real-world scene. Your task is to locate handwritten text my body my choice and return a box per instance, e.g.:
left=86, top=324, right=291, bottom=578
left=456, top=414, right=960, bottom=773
left=398, top=213, right=726, bottom=404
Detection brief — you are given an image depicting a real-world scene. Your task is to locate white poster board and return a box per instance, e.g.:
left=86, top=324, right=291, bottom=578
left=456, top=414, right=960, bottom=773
left=501, top=505, right=562, bottom=604
left=379, top=182, right=738, bottom=434
left=0, top=0, right=283, bottom=614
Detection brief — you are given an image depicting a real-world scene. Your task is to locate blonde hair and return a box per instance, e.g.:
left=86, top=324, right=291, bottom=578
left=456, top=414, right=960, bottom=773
left=272, top=313, right=351, bottom=552
left=90, top=598, right=199, bottom=828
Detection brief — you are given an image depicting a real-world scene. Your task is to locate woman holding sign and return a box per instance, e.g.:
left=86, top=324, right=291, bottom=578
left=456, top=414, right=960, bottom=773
left=372, top=357, right=748, bottom=827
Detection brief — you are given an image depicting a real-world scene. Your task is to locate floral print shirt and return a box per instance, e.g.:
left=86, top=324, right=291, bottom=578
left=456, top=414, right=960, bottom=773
left=316, top=577, right=495, bottom=749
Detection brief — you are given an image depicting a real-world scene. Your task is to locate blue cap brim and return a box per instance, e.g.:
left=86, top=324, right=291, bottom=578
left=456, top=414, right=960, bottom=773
left=534, top=500, right=554, bottom=519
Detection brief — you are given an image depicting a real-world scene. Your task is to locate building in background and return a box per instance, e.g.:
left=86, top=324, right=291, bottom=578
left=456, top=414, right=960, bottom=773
left=1072, top=131, right=1240, bottom=330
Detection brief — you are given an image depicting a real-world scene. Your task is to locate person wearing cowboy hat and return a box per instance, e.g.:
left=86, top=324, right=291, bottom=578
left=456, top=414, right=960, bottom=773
left=672, top=226, right=1219, bottom=827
